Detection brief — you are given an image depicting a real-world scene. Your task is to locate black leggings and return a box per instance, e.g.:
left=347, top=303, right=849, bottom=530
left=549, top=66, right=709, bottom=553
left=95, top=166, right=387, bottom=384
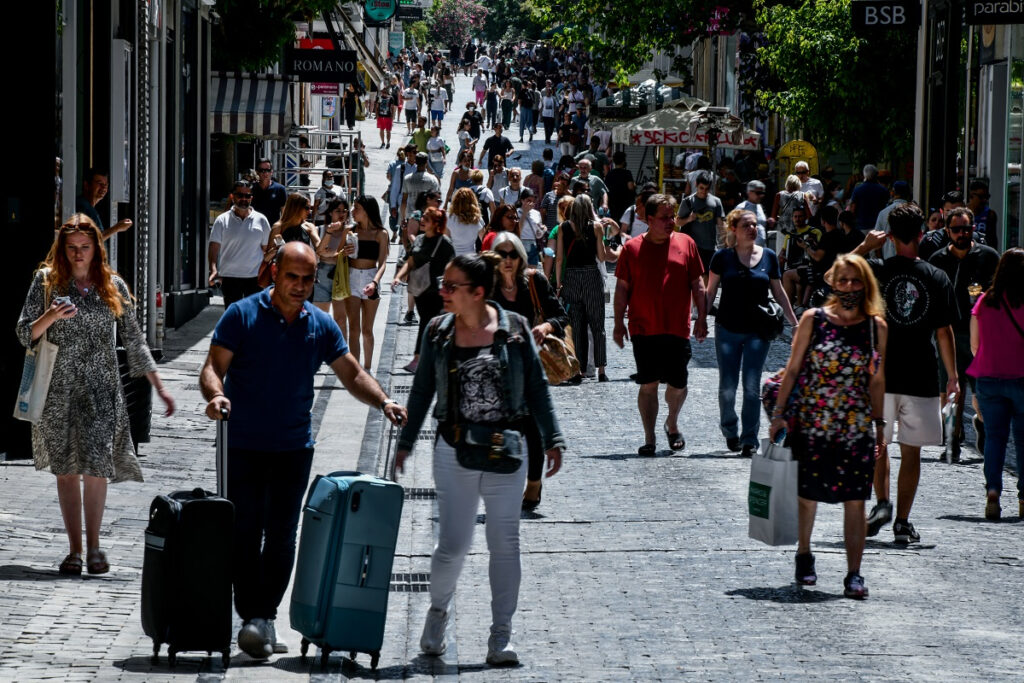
left=414, top=289, right=444, bottom=355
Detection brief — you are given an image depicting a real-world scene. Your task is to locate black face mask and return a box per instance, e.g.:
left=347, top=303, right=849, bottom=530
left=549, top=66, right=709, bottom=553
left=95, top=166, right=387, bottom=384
left=837, top=289, right=865, bottom=310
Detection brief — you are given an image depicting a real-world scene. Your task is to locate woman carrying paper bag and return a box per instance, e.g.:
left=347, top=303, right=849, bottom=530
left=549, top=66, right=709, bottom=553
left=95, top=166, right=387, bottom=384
left=769, top=254, right=887, bottom=600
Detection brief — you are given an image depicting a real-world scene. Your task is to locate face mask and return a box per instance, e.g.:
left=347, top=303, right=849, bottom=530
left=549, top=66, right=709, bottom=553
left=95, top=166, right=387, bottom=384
left=836, top=289, right=864, bottom=310
left=461, top=164, right=471, bottom=171
left=324, top=180, right=334, bottom=187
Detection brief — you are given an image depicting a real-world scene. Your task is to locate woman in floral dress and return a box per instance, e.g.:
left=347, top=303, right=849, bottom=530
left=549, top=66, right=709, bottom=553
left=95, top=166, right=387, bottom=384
left=16, top=215, right=175, bottom=576
left=769, top=254, right=887, bottom=600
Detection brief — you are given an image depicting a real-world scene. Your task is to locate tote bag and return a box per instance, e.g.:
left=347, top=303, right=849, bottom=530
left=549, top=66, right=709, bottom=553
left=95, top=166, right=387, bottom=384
left=14, top=332, right=58, bottom=424
left=748, top=438, right=798, bottom=546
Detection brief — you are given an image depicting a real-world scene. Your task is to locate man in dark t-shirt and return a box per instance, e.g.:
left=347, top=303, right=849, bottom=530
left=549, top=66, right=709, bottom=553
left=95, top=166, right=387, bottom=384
left=849, top=164, right=890, bottom=232
left=251, top=158, right=287, bottom=226
left=604, top=151, right=635, bottom=224
left=853, top=203, right=958, bottom=546
left=478, top=123, right=515, bottom=170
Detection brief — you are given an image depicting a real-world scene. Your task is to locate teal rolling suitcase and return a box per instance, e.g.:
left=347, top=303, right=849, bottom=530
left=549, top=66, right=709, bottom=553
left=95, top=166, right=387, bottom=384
left=290, top=471, right=403, bottom=670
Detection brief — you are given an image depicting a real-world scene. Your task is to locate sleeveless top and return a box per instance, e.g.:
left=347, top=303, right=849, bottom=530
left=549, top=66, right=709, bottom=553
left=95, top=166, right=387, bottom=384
left=281, top=224, right=312, bottom=245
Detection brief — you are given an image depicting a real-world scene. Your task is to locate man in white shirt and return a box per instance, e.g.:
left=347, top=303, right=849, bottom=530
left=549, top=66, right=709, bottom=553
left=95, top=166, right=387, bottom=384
left=794, top=161, right=824, bottom=217
left=208, top=179, right=271, bottom=305
left=735, top=180, right=770, bottom=246
left=402, top=85, right=420, bottom=133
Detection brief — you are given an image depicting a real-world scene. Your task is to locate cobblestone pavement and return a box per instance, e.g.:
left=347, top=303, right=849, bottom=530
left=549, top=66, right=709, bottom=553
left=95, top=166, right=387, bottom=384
left=2, top=71, right=1021, bottom=682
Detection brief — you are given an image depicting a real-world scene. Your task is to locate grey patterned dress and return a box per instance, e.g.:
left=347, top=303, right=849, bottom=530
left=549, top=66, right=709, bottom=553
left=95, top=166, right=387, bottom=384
left=16, top=270, right=156, bottom=482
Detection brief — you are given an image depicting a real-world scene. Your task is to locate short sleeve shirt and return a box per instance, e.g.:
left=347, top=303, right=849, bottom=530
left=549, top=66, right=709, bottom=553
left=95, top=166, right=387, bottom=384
left=209, top=209, right=271, bottom=278
left=402, top=171, right=440, bottom=219
left=616, top=232, right=704, bottom=338
left=212, top=290, right=349, bottom=451
left=676, top=193, right=724, bottom=252
left=867, top=256, right=956, bottom=397
left=928, top=243, right=1001, bottom=330
left=251, top=181, right=287, bottom=225
left=709, top=247, right=781, bottom=334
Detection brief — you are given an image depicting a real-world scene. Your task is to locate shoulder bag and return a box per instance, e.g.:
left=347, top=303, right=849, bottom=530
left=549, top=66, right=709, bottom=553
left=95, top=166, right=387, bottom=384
left=442, top=322, right=524, bottom=473
left=527, top=272, right=580, bottom=385
left=408, top=236, right=444, bottom=297
left=1002, top=296, right=1024, bottom=339
left=14, top=330, right=58, bottom=423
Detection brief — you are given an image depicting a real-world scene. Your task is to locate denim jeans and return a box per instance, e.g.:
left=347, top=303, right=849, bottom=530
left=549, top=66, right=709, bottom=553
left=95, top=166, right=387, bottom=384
left=227, top=447, right=314, bottom=621
left=519, top=108, right=534, bottom=139
left=715, top=325, right=772, bottom=448
left=430, top=436, right=527, bottom=631
left=975, top=377, right=1024, bottom=499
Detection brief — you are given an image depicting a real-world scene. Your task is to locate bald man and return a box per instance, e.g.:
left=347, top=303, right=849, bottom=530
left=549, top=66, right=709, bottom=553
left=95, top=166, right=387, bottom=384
left=199, top=241, right=408, bottom=660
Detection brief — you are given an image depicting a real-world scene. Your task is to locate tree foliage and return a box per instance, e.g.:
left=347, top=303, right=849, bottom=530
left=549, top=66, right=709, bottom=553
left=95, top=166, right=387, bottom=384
left=536, top=0, right=752, bottom=83
left=212, top=0, right=337, bottom=72
left=406, top=20, right=430, bottom=49
left=480, top=0, right=545, bottom=44
left=430, top=0, right=488, bottom=48
left=754, top=0, right=916, bottom=163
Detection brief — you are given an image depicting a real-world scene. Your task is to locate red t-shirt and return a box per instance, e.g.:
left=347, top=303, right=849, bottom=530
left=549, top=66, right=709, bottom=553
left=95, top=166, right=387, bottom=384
left=616, top=232, right=704, bottom=338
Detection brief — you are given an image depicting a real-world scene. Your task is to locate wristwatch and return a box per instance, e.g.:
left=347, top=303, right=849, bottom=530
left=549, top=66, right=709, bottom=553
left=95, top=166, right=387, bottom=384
left=873, top=417, right=887, bottom=428
left=380, top=398, right=398, bottom=412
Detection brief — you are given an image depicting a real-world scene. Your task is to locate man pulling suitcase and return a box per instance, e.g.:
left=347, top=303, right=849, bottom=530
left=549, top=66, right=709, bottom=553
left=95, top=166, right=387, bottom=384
left=199, top=242, right=407, bottom=659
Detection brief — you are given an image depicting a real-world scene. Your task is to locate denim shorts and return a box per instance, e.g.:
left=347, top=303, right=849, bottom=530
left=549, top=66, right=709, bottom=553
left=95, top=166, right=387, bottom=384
left=313, top=262, right=335, bottom=302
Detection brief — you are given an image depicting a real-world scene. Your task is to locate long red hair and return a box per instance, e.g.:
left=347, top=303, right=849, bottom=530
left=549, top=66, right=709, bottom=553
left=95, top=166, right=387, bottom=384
left=43, top=214, right=131, bottom=316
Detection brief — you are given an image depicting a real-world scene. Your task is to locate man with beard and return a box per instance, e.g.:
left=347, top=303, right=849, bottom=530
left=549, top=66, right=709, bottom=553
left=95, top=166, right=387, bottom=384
left=928, top=208, right=999, bottom=459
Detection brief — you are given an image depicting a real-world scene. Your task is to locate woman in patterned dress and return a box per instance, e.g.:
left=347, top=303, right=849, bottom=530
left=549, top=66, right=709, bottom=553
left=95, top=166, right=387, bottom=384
left=16, top=215, right=175, bottom=576
left=769, top=254, right=887, bottom=600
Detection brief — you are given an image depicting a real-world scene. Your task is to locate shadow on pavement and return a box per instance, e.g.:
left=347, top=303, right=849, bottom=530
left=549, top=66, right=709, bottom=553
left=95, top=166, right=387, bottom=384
left=725, top=585, right=843, bottom=603
left=113, top=655, right=205, bottom=674
left=813, top=539, right=939, bottom=551
left=938, top=514, right=1001, bottom=524
left=0, top=565, right=72, bottom=581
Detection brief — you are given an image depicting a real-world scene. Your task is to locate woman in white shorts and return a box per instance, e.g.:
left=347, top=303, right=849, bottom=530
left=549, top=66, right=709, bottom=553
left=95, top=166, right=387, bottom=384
left=344, top=197, right=391, bottom=370
left=314, top=198, right=352, bottom=338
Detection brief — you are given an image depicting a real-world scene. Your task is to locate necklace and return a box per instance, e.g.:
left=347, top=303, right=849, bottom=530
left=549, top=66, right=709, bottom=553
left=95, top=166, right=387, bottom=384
left=74, top=278, right=93, bottom=294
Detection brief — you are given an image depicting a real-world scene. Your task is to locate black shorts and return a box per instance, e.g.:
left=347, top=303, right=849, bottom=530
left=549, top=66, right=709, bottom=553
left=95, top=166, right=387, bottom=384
left=632, top=334, right=692, bottom=388
left=697, top=248, right=714, bottom=273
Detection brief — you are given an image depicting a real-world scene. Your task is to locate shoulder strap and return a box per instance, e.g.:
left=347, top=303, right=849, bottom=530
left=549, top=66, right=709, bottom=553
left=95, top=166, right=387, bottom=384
left=526, top=271, right=545, bottom=324
left=1002, top=297, right=1024, bottom=339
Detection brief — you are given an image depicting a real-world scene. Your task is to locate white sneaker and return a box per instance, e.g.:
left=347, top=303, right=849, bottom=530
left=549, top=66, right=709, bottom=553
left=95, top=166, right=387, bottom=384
left=238, top=618, right=272, bottom=659
left=486, top=626, right=518, bottom=666
left=419, top=607, right=447, bottom=655
left=266, top=619, right=288, bottom=654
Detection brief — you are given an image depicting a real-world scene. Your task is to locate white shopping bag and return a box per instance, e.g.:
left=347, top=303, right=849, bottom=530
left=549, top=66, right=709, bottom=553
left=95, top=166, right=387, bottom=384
left=748, top=438, right=798, bottom=546
left=13, top=333, right=58, bottom=424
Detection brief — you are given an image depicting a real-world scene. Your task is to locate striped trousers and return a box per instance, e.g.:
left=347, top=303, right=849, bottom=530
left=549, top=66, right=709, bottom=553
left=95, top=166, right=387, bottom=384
left=561, top=265, right=606, bottom=371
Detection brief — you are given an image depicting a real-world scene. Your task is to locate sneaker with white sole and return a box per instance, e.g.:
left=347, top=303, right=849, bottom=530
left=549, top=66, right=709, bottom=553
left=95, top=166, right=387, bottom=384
left=419, top=607, right=447, bottom=656
left=893, top=519, right=920, bottom=544
left=843, top=572, right=869, bottom=600
left=865, top=500, right=893, bottom=537
left=486, top=626, right=518, bottom=666
left=266, top=619, right=288, bottom=654
left=238, top=619, right=272, bottom=659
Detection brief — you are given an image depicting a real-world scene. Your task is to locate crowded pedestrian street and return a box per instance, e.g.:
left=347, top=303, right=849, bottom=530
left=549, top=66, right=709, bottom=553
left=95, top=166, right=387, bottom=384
left=5, top=64, right=1024, bottom=681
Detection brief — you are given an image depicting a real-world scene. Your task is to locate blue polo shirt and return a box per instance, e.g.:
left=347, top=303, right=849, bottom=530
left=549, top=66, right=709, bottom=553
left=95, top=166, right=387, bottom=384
left=211, top=289, right=349, bottom=451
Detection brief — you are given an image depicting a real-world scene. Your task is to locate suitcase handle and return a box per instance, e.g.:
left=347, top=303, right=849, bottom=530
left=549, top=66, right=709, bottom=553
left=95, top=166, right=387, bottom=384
left=216, top=409, right=229, bottom=499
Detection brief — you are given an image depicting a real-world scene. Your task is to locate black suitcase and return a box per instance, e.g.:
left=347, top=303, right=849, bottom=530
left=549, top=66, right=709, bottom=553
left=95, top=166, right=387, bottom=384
left=141, top=411, right=234, bottom=667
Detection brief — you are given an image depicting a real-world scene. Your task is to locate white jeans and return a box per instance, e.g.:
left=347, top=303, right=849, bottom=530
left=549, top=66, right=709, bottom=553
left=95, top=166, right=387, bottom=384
left=430, top=435, right=527, bottom=630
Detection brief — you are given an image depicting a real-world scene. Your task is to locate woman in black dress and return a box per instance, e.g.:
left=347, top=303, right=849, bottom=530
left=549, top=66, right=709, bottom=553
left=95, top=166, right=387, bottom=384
left=489, top=231, right=568, bottom=510
left=342, top=83, right=358, bottom=130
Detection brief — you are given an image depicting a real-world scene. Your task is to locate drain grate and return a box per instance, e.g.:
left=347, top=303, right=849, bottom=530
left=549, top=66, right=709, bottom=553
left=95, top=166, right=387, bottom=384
left=417, top=429, right=436, bottom=441
left=390, top=572, right=431, bottom=592
left=390, top=385, right=412, bottom=394
left=404, top=488, right=436, bottom=500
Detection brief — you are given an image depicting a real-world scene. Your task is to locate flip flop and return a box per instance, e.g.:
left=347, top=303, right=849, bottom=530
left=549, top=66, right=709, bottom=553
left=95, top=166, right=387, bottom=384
left=663, top=425, right=685, bottom=451
left=86, top=548, right=109, bottom=575
left=58, top=552, right=83, bottom=576
left=637, top=444, right=656, bottom=456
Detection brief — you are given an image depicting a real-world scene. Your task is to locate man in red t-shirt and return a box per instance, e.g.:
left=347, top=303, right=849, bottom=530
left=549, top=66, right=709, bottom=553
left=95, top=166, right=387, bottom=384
left=613, top=194, right=708, bottom=455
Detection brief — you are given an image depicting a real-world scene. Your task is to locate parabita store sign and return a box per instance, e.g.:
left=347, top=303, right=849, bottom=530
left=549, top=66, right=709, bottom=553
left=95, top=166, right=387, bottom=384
left=284, top=47, right=358, bottom=83
left=967, top=0, right=1024, bottom=23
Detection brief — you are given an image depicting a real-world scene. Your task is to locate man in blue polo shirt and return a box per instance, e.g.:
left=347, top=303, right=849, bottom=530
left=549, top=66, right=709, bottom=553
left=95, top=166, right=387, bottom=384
left=198, top=242, right=407, bottom=660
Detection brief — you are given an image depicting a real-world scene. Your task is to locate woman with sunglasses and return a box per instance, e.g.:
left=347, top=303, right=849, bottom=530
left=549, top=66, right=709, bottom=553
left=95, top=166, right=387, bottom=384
left=481, top=204, right=519, bottom=252
left=489, top=232, right=568, bottom=510
left=392, top=206, right=455, bottom=373
left=313, top=198, right=352, bottom=337
left=343, top=197, right=390, bottom=370
left=17, top=215, right=175, bottom=576
left=267, top=192, right=321, bottom=255
left=394, top=252, right=565, bottom=666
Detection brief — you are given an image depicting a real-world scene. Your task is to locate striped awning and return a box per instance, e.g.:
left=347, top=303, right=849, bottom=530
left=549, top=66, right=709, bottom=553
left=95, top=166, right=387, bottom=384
left=210, top=72, right=295, bottom=139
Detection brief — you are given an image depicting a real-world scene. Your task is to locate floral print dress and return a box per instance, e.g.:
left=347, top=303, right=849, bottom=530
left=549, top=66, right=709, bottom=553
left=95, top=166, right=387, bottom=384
left=16, top=270, right=156, bottom=482
left=791, top=309, right=879, bottom=503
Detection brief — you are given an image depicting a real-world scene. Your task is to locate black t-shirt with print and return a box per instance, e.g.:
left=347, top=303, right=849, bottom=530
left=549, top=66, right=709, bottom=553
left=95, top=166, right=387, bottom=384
left=928, top=243, right=1000, bottom=331
left=867, top=256, right=955, bottom=397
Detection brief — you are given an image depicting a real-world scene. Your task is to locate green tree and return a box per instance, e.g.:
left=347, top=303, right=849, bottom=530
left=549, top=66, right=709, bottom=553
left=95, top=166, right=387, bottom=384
left=755, top=0, right=916, bottom=163
left=406, top=20, right=430, bottom=49
left=481, top=0, right=545, bottom=43
left=212, top=0, right=337, bottom=72
left=430, top=0, right=488, bottom=48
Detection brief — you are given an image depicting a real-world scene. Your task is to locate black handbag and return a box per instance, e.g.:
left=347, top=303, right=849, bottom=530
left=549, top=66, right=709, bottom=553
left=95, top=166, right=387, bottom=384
left=442, top=321, right=524, bottom=473
left=754, top=300, right=785, bottom=340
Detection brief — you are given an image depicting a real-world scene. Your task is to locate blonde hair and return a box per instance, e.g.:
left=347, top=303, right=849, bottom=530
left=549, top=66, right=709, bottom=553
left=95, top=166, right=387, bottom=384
left=785, top=174, right=802, bottom=192
left=450, top=187, right=482, bottom=224
left=824, top=254, right=884, bottom=318
left=723, top=209, right=756, bottom=248
left=556, top=195, right=574, bottom=223
left=469, top=169, right=485, bottom=185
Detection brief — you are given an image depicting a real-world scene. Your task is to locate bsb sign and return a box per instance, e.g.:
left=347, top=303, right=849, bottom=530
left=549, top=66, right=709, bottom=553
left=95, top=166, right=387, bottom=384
left=851, top=0, right=921, bottom=29
left=283, top=48, right=358, bottom=84
left=966, top=1, right=1024, bottom=24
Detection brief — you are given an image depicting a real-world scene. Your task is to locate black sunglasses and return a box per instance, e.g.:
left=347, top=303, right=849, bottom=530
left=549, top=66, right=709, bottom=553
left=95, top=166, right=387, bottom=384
left=495, top=249, right=518, bottom=259
left=258, top=167, right=273, bottom=173
left=948, top=224, right=974, bottom=234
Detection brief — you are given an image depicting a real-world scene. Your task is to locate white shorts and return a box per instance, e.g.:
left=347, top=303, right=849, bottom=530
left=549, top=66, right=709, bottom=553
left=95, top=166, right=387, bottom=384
left=883, top=393, right=942, bottom=447
left=348, top=266, right=378, bottom=300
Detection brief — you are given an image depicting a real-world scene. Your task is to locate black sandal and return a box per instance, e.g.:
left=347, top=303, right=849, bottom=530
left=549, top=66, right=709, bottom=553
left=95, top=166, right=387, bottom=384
left=58, top=552, right=83, bottom=576
left=637, top=444, right=656, bottom=456
left=663, top=425, right=685, bottom=451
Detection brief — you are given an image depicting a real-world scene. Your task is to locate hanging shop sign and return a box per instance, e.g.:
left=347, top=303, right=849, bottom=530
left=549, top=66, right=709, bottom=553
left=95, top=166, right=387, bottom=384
left=966, top=1, right=1024, bottom=24
left=851, top=0, right=921, bottom=29
left=284, top=47, right=358, bottom=83
left=364, top=0, right=399, bottom=25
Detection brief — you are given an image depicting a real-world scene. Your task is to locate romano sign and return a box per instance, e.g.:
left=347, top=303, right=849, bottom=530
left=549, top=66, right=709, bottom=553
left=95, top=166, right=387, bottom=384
left=283, top=48, right=358, bottom=83
left=966, top=0, right=1024, bottom=24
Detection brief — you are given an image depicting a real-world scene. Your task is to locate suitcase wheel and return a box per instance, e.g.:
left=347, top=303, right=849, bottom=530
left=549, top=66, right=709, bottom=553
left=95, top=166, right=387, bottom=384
left=371, top=651, right=380, bottom=670
left=300, top=638, right=309, bottom=659
left=221, top=651, right=231, bottom=668
left=349, top=651, right=357, bottom=661
left=151, top=642, right=160, bottom=665
left=167, top=649, right=177, bottom=668
left=320, top=649, right=330, bottom=669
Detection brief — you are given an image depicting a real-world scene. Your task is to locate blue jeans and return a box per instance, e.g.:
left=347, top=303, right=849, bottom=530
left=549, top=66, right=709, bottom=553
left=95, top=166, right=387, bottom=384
left=228, top=447, right=314, bottom=620
left=975, top=377, right=1024, bottom=499
left=715, top=325, right=772, bottom=448
left=519, top=108, right=534, bottom=139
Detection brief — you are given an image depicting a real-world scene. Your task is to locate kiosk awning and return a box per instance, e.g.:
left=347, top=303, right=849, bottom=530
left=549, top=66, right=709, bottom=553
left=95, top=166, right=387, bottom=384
left=210, top=72, right=295, bottom=139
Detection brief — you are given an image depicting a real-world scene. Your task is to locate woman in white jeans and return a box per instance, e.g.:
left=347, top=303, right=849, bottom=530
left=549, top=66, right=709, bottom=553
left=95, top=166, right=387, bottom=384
left=395, top=253, right=565, bottom=667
